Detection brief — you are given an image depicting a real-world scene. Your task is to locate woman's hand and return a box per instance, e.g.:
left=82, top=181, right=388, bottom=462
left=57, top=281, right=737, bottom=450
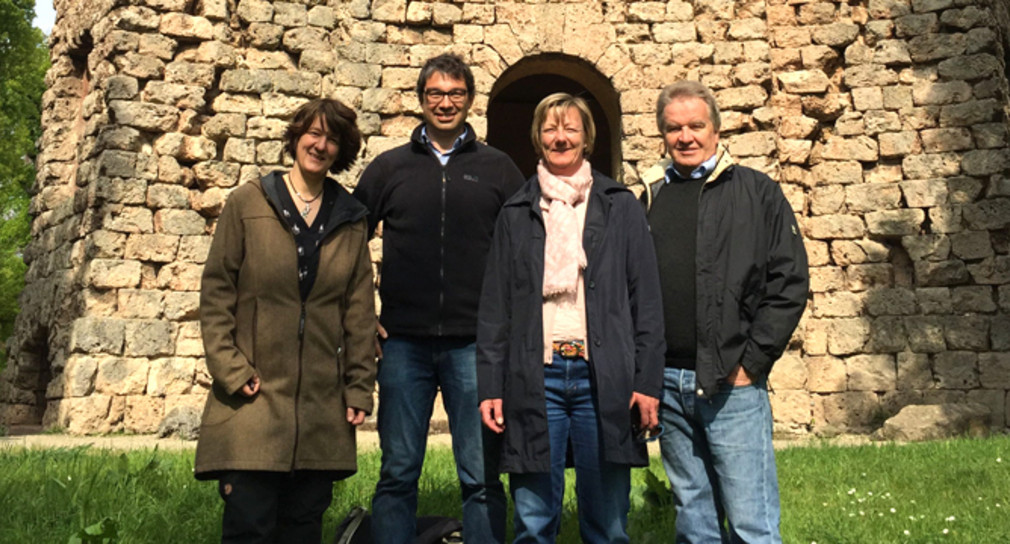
left=480, top=399, right=505, bottom=434
left=239, top=375, right=260, bottom=397
left=346, top=407, right=367, bottom=426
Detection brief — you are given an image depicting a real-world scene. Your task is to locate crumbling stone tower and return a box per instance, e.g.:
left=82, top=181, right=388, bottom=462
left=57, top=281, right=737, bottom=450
left=3, top=0, right=1010, bottom=435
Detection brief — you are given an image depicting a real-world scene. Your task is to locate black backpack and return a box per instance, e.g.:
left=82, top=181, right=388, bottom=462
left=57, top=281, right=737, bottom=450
left=333, top=506, right=463, bottom=544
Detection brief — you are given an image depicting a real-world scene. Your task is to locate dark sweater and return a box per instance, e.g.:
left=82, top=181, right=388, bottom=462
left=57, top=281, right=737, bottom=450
left=353, top=123, right=525, bottom=337
left=648, top=175, right=706, bottom=369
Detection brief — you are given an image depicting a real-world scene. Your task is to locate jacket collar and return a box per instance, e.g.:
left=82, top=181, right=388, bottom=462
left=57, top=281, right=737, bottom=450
left=508, top=168, right=629, bottom=211
left=256, top=171, right=368, bottom=238
left=640, top=143, right=735, bottom=187
left=410, top=122, right=478, bottom=155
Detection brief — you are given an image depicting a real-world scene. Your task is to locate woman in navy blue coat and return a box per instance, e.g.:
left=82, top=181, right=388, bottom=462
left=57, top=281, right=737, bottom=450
left=476, top=93, right=665, bottom=544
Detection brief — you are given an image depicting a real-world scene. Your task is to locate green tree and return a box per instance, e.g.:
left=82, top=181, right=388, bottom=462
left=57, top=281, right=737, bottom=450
left=0, top=0, right=48, bottom=367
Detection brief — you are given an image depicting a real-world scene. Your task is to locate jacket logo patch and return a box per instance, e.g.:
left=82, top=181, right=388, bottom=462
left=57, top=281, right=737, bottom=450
left=463, top=174, right=479, bottom=183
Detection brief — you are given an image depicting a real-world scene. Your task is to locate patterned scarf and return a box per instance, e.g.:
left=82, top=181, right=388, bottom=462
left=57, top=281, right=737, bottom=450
left=538, top=159, right=593, bottom=297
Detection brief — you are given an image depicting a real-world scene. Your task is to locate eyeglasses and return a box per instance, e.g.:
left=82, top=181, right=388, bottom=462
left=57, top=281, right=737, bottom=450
left=424, top=88, right=469, bottom=104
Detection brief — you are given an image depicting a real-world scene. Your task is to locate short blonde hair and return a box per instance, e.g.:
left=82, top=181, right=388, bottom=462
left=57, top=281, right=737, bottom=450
left=530, top=93, right=596, bottom=158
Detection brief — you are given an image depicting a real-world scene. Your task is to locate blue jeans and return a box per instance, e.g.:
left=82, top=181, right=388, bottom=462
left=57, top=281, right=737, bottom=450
left=372, top=336, right=506, bottom=544
left=510, top=355, right=630, bottom=544
left=658, top=368, right=781, bottom=544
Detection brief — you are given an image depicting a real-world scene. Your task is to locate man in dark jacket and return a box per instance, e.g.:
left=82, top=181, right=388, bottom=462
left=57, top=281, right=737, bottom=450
left=353, top=53, right=525, bottom=544
left=640, top=81, right=809, bottom=543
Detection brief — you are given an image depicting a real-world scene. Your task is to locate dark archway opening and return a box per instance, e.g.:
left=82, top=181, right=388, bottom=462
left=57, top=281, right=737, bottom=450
left=487, top=55, right=622, bottom=181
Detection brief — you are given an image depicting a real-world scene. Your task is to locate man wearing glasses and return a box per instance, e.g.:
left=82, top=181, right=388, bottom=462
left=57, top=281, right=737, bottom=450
left=354, top=53, right=524, bottom=544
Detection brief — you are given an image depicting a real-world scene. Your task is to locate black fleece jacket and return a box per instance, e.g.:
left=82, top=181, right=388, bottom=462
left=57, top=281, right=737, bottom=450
left=353, top=123, right=525, bottom=338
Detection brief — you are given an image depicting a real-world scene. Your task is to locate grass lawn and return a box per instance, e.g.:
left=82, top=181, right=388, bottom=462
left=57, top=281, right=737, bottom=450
left=1, top=436, right=1008, bottom=543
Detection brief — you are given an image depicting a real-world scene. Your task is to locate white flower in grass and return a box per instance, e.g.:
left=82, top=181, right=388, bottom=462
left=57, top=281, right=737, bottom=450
left=822, top=502, right=828, bottom=507
left=848, top=488, right=856, bottom=495
left=942, top=528, right=949, bottom=535
left=67, top=475, right=72, bottom=481
left=868, top=491, right=874, bottom=496
left=945, top=516, right=955, bottom=522
left=997, top=503, right=1002, bottom=508
left=859, top=511, right=865, bottom=516
left=890, top=508, right=896, bottom=513
left=908, top=516, right=916, bottom=521
left=903, top=530, right=910, bottom=536
left=997, top=457, right=1002, bottom=463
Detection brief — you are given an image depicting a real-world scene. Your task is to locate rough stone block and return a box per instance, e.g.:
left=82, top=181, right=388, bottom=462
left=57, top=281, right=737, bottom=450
left=846, top=184, right=902, bottom=213
left=89, top=259, right=142, bottom=289
left=778, top=70, right=830, bottom=94
left=237, top=0, right=273, bottom=23
left=157, top=262, right=203, bottom=291
left=876, top=402, right=989, bottom=441
left=194, top=161, right=241, bottom=187
left=866, top=209, right=925, bottom=236
left=148, top=357, right=196, bottom=396
left=914, top=259, right=969, bottom=286
left=164, top=292, right=200, bottom=320
left=124, top=320, right=175, bottom=358
left=902, top=153, right=960, bottom=179
left=898, top=351, right=933, bottom=390
left=109, top=101, right=178, bottom=132
left=95, top=357, right=149, bottom=395
left=867, top=316, right=909, bottom=353
left=124, top=234, right=179, bottom=263
left=175, top=321, right=205, bottom=357
left=125, top=395, right=165, bottom=434
left=950, top=286, right=997, bottom=313
left=944, top=315, right=990, bottom=350
left=117, top=289, right=164, bottom=319
left=962, top=199, right=1010, bottom=230
left=807, top=356, right=847, bottom=393
left=828, top=317, right=871, bottom=355
left=847, top=354, right=897, bottom=391
left=148, top=185, right=192, bottom=209
left=63, top=356, right=99, bottom=397
left=818, top=391, right=878, bottom=430
left=933, top=351, right=980, bottom=389
left=978, top=353, right=1010, bottom=389
left=900, top=180, right=947, bottom=208
left=940, top=99, right=999, bottom=127
left=159, top=13, right=214, bottom=40
left=805, top=215, right=865, bottom=240
left=813, top=292, right=865, bottom=318
left=916, top=287, right=952, bottom=314
left=810, top=161, right=863, bottom=185
left=155, top=209, right=206, bottom=236
left=905, top=316, right=946, bottom=352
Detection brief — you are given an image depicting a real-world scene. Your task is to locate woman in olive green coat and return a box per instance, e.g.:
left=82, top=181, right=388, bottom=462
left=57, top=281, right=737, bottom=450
left=195, top=99, right=376, bottom=543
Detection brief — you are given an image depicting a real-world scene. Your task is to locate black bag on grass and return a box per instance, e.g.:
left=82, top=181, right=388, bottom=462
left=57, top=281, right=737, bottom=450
left=333, top=506, right=462, bottom=544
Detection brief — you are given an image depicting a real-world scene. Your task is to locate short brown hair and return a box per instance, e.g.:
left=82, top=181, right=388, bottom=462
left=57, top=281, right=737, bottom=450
left=530, top=93, right=596, bottom=158
left=655, top=81, right=721, bottom=134
left=284, top=99, right=362, bottom=174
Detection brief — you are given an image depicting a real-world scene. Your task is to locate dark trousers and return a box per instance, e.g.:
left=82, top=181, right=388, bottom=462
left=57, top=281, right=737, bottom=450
left=218, top=470, right=334, bottom=544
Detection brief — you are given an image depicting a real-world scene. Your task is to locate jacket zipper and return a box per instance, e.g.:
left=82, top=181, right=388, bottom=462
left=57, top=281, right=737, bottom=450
left=437, top=167, right=448, bottom=336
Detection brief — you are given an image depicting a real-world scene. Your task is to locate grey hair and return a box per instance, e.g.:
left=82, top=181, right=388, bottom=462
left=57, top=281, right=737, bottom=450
left=655, top=81, right=721, bottom=133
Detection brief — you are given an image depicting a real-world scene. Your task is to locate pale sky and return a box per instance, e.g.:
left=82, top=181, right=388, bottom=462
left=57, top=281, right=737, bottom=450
left=33, top=1, right=56, bottom=35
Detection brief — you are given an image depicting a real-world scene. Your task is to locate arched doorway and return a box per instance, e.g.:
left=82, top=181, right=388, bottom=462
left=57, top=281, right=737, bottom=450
left=487, top=54, right=623, bottom=181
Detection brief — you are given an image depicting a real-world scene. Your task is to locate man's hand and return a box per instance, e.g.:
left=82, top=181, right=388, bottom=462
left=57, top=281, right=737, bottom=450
left=346, top=407, right=367, bottom=426
left=726, top=364, right=754, bottom=386
left=629, top=392, right=660, bottom=432
left=480, top=399, right=505, bottom=434
left=239, top=375, right=260, bottom=397
left=374, top=321, right=388, bottom=359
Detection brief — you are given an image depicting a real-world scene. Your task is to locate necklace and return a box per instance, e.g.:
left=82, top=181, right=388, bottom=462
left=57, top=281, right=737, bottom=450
left=285, top=175, right=322, bottom=218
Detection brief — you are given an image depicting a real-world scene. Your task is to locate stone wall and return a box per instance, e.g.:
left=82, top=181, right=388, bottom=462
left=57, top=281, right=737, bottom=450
left=1, top=0, right=1008, bottom=435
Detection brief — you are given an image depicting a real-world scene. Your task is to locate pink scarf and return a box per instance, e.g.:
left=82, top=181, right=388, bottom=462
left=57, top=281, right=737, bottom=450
left=538, top=160, right=592, bottom=297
